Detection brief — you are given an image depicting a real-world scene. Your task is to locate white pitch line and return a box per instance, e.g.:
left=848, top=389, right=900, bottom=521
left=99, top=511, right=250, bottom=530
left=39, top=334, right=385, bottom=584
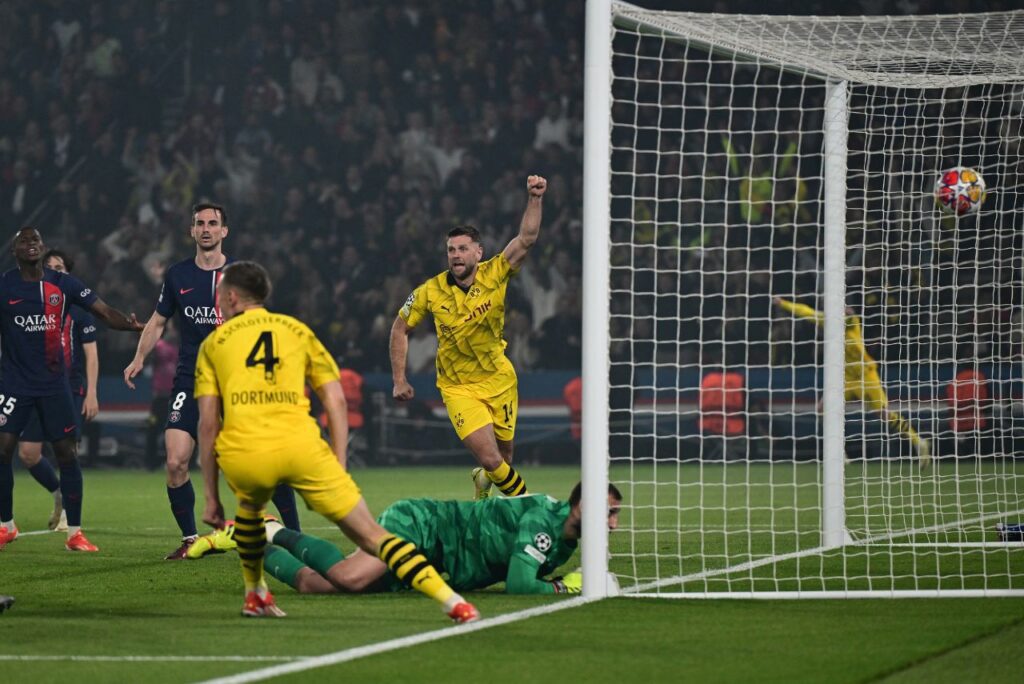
left=627, top=507, right=1024, bottom=595
left=0, top=655, right=301, bottom=663
left=195, top=597, right=593, bottom=684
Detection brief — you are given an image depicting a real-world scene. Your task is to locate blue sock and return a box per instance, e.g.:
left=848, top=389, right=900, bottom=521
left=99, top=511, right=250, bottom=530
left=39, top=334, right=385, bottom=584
left=28, top=459, right=60, bottom=493
left=59, top=460, right=83, bottom=527
left=272, top=483, right=301, bottom=531
left=167, top=481, right=197, bottom=538
left=0, top=460, right=13, bottom=521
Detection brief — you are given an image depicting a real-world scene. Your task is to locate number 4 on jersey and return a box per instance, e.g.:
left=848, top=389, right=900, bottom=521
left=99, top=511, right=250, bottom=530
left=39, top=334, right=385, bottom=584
left=246, top=331, right=280, bottom=382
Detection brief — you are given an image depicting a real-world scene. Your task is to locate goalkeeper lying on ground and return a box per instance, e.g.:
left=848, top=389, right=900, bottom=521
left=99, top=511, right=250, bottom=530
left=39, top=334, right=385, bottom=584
left=774, top=297, right=930, bottom=466
left=192, top=482, right=622, bottom=595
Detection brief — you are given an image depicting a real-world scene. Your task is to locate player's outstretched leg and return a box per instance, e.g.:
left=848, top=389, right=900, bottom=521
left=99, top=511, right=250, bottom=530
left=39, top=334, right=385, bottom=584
left=917, top=437, right=931, bottom=468
left=377, top=533, right=479, bottom=623
left=338, top=499, right=479, bottom=623
left=270, top=523, right=347, bottom=575
left=886, top=410, right=929, bottom=468
left=262, top=523, right=342, bottom=594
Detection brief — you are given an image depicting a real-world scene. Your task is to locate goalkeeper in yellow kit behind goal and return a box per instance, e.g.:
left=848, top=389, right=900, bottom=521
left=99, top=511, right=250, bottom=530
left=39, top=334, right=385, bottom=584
left=774, top=297, right=930, bottom=466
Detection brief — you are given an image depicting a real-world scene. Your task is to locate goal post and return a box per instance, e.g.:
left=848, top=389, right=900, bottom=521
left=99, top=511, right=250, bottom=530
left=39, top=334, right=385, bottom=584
left=822, top=78, right=849, bottom=550
left=581, top=0, right=614, bottom=600
left=583, top=0, right=1024, bottom=598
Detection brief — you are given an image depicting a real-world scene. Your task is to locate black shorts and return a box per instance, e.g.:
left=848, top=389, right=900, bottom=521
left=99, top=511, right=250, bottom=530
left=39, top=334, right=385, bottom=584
left=0, top=385, right=80, bottom=443
left=164, top=380, right=199, bottom=440
left=20, top=393, right=85, bottom=442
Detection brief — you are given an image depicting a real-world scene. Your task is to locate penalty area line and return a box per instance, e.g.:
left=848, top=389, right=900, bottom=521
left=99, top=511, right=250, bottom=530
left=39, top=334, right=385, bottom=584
left=196, top=597, right=593, bottom=684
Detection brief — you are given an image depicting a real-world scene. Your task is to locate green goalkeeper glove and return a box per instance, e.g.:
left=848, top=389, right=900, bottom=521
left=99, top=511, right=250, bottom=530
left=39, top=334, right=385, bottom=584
left=551, top=572, right=582, bottom=594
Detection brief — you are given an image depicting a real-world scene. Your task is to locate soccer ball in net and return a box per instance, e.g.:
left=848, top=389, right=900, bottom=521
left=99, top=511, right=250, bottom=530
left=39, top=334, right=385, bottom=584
left=934, top=166, right=986, bottom=216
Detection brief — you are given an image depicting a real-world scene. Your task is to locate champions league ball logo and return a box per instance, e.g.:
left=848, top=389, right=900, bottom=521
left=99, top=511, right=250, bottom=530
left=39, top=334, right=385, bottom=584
left=533, top=532, right=552, bottom=553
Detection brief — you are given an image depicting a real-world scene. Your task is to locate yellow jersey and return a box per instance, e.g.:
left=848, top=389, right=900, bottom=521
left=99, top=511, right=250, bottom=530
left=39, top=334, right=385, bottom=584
left=194, top=307, right=340, bottom=455
left=776, top=299, right=879, bottom=382
left=399, top=254, right=516, bottom=390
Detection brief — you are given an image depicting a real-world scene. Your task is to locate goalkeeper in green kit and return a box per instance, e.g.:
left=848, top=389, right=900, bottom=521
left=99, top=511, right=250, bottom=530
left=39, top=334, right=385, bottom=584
left=255, top=482, right=621, bottom=595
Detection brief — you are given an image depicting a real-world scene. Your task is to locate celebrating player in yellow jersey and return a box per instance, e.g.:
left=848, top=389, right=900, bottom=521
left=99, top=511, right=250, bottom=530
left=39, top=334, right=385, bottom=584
left=195, top=261, right=478, bottom=622
left=390, top=175, right=547, bottom=500
left=774, top=297, right=930, bottom=466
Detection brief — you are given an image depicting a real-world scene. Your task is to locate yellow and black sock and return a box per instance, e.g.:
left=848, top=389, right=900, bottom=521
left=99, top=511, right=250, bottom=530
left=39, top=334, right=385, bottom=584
left=377, top=533, right=455, bottom=606
left=487, top=460, right=528, bottom=497
left=234, top=510, right=267, bottom=592
left=887, top=411, right=922, bottom=452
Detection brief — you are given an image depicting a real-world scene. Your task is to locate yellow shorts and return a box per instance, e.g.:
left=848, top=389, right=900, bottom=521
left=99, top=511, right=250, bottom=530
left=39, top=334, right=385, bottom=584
left=441, top=381, right=518, bottom=441
left=217, top=436, right=362, bottom=523
left=847, top=374, right=889, bottom=413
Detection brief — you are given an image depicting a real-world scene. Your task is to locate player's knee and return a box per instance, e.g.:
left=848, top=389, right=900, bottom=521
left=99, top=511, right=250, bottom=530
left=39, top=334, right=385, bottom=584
left=0, top=434, right=18, bottom=462
left=165, top=453, right=192, bottom=479
left=52, top=440, right=77, bottom=465
left=17, top=446, right=42, bottom=467
left=165, top=464, right=189, bottom=485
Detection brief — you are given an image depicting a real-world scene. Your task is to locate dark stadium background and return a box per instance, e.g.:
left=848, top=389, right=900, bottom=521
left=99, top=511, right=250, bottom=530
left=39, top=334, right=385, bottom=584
left=0, top=0, right=1015, bottom=467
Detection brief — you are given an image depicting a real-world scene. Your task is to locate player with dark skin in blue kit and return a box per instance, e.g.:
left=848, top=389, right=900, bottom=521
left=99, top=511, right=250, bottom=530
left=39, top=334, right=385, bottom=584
left=0, top=227, right=143, bottom=552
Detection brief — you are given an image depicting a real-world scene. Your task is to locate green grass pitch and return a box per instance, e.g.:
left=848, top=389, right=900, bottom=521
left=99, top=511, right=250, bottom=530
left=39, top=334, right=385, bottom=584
left=615, top=460, right=1024, bottom=594
left=1, top=465, right=1022, bottom=683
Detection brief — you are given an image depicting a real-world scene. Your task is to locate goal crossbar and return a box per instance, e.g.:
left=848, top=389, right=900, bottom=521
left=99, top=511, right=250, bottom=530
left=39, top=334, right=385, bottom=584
left=611, top=2, right=1024, bottom=87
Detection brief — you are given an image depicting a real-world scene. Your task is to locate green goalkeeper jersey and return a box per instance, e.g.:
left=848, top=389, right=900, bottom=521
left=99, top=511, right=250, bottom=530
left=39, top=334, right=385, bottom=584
left=377, top=494, right=578, bottom=594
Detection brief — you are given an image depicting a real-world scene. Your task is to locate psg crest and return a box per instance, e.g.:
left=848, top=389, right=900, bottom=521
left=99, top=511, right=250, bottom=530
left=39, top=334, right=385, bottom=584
left=169, top=411, right=181, bottom=423
left=48, top=293, right=61, bottom=306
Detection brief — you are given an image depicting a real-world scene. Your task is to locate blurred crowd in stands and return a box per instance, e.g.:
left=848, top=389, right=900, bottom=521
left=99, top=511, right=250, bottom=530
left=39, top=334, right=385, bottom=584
left=0, top=0, right=1019, bottom=382
left=0, top=0, right=587, bottom=373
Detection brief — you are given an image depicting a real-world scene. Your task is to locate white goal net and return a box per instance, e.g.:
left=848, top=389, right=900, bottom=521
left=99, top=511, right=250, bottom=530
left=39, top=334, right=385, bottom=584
left=582, top=2, right=1024, bottom=597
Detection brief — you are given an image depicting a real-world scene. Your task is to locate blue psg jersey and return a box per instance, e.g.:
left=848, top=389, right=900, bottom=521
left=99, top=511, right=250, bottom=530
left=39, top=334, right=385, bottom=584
left=156, top=257, right=230, bottom=384
left=0, top=268, right=98, bottom=396
left=65, top=305, right=97, bottom=395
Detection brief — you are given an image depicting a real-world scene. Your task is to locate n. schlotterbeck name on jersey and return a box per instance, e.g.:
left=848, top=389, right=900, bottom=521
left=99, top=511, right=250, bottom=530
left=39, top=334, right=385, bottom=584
left=14, top=313, right=59, bottom=332
left=184, top=305, right=222, bottom=326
